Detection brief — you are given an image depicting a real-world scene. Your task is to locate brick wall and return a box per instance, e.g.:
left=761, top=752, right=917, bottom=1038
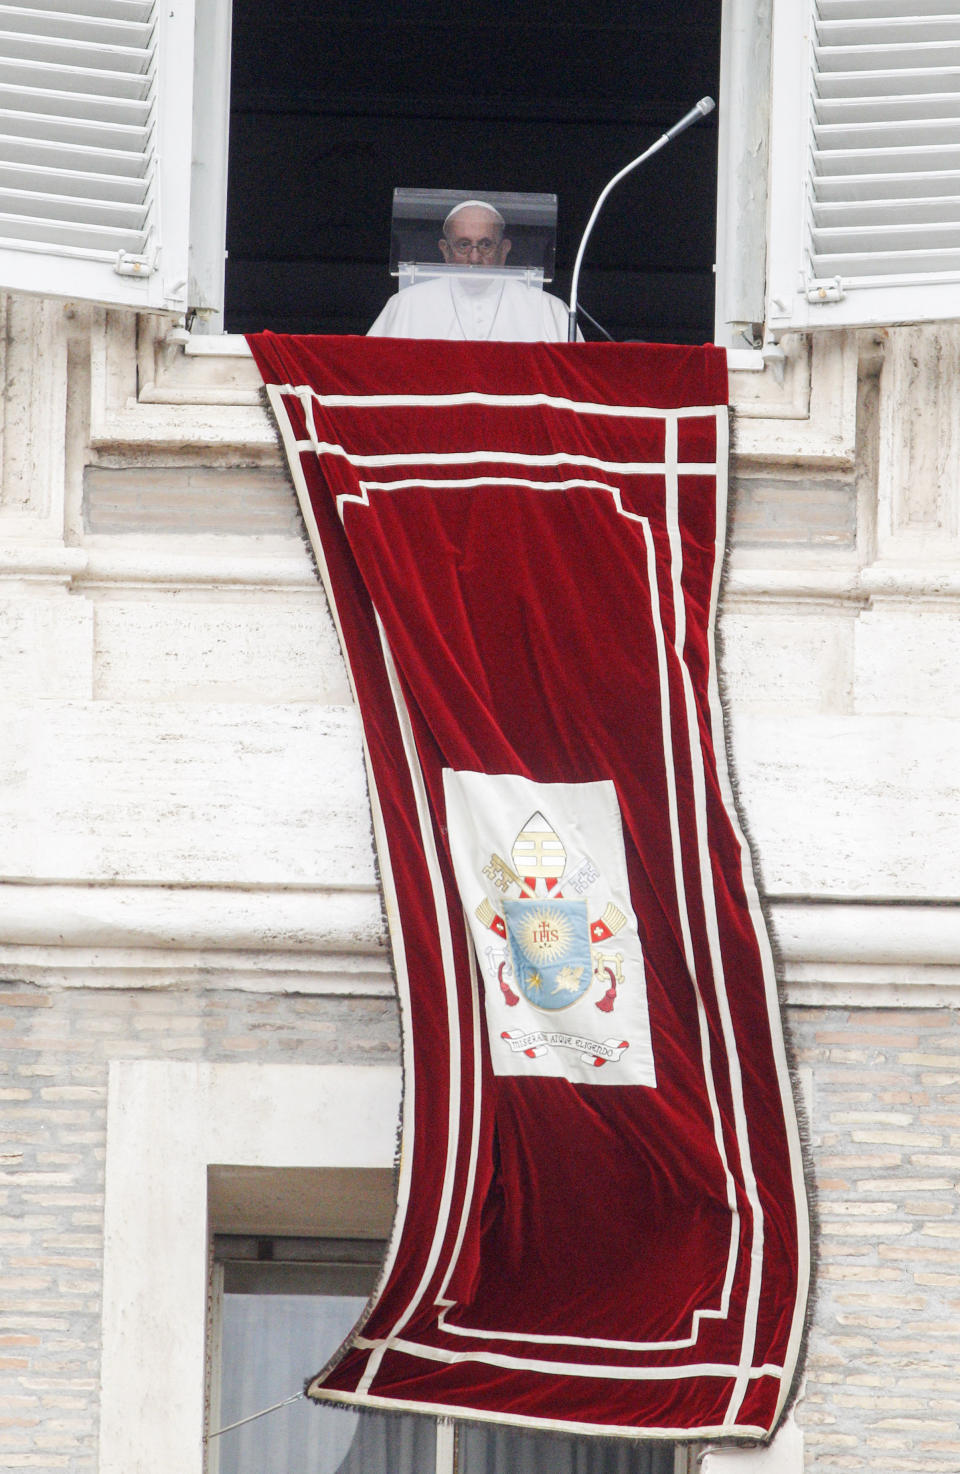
left=796, top=1006, right=960, bottom=1471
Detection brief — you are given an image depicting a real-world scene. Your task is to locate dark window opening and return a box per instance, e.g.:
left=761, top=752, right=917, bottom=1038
left=224, top=3, right=720, bottom=343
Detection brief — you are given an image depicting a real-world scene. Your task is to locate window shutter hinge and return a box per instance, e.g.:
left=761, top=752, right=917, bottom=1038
left=805, top=276, right=844, bottom=305
left=114, top=248, right=159, bottom=279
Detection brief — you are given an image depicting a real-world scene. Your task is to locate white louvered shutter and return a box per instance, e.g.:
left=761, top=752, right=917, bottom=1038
left=0, top=0, right=208, bottom=312
left=767, top=0, right=960, bottom=330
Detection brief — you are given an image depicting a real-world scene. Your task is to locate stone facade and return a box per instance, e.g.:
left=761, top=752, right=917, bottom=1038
left=1, top=298, right=959, bottom=1472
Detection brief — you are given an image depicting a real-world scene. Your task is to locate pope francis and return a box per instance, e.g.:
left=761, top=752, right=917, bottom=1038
left=367, top=199, right=573, bottom=342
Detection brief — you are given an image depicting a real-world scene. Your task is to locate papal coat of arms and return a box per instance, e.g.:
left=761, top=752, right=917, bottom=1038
left=443, top=772, right=657, bottom=1087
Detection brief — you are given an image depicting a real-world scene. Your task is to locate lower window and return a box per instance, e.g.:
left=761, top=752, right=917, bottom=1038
left=208, top=1235, right=680, bottom=1474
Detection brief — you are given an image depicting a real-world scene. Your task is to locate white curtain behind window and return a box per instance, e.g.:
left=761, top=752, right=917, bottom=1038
left=218, top=1292, right=436, bottom=1474
left=459, top=1421, right=674, bottom=1474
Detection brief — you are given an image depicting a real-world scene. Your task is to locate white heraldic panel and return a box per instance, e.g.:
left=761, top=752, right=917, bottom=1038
left=443, top=770, right=656, bottom=1087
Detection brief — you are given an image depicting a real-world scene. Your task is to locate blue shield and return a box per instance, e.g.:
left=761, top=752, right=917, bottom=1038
left=502, top=898, right=593, bottom=1010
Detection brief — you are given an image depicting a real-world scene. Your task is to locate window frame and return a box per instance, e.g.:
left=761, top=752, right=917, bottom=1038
left=187, top=0, right=232, bottom=325
left=98, top=1061, right=402, bottom=1474
left=713, top=0, right=772, bottom=346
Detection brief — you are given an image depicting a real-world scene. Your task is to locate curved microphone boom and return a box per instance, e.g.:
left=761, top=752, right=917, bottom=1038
left=567, top=96, right=716, bottom=342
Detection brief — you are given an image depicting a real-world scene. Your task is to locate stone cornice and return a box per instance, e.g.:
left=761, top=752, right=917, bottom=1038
left=2, top=884, right=958, bottom=1005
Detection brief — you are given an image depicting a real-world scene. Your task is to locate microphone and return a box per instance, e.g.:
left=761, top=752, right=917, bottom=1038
left=664, top=95, right=716, bottom=141
left=567, top=97, right=716, bottom=342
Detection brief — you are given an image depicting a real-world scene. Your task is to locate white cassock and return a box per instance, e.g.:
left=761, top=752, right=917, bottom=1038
left=367, top=274, right=574, bottom=342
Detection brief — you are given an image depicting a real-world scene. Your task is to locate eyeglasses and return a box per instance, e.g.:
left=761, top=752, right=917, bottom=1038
left=446, top=236, right=502, bottom=259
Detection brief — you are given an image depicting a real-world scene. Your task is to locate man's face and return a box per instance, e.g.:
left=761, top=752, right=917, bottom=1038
left=439, top=207, right=512, bottom=267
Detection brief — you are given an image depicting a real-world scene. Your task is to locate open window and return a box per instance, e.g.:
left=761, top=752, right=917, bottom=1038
left=221, top=2, right=723, bottom=342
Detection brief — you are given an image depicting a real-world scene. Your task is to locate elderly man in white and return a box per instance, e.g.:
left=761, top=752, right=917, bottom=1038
left=367, top=199, right=574, bottom=342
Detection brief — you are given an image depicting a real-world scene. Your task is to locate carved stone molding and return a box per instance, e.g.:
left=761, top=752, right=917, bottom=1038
left=875, top=323, right=960, bottom=562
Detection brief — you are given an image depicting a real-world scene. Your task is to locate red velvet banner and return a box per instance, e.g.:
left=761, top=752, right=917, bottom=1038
left=247, top=333, right=810, bottom=1443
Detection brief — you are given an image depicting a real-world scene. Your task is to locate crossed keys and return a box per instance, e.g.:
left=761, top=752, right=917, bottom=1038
left=482, top=853, right=536, bottom=898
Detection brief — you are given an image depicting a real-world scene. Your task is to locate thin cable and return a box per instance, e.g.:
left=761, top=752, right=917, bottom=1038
left=576, top=302, right=615, bottom=341
left=206, top=1390, right=304, bottom=1439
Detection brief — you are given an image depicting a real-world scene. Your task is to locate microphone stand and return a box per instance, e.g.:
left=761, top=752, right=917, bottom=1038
left=567, top=96, right=716, bottom=343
